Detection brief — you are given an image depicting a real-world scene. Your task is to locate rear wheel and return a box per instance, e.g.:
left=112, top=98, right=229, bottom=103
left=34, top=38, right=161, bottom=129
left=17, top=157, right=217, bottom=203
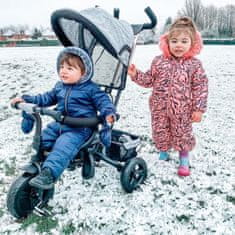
left=120, top=158, right=147, bottom=193
left=7, top=175, right=54, bottom=219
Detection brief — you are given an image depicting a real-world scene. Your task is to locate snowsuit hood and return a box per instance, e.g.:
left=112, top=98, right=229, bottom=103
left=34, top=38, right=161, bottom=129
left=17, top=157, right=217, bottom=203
left=57, top=46, right=93, bottom=84
left=159, top=31, right=203, bottom=59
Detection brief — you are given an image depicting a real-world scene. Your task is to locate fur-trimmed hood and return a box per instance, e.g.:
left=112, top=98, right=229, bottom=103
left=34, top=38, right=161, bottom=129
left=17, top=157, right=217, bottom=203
left=159, top=31, right=203, bottom=59
left=56, top=46, right=93, bottom=84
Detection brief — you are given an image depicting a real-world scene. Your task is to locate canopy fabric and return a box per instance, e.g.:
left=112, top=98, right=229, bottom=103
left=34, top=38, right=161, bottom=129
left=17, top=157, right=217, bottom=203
left=52, top=7, right=134, bottom=66
left=79, top=8, right=134, bottom=65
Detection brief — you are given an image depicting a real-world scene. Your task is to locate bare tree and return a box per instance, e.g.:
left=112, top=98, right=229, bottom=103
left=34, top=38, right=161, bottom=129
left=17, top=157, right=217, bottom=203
left=162, top=17, right=172, bottom=33
left=177, top=0, right=235, bottom=38
left=217, top=7, right=229, bottom=37
left=32, top=28, right=42, bottom=39
left=225, top=5, right=235, bottom=37
left=178, top=0, right=204, bottom=29
left=202, top=5, right=218, bottom=30
left=231, top=5, right=235, bottom=37
left=17, top=25, right=29, bottom=34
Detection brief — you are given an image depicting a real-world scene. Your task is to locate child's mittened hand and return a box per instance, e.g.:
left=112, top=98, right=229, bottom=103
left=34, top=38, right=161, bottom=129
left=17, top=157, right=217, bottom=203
left=192, top=111, right=203, bottom=122
left=128, top=64, right=137, bottom=77
left=106, top=115, right=115, bottom=124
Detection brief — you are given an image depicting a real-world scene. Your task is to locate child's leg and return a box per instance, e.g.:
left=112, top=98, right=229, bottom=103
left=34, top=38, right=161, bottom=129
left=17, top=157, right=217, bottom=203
left=30, top=128, right=92, bottom=189
left=151, top=111, right=172, bottom=160
left=42, top=129, right=92, bottom=179
left=41, top=122, right=60, bottom=150
left=30, top=123, right=60, bottom=163
left=178, top=150, right=190, bottom=176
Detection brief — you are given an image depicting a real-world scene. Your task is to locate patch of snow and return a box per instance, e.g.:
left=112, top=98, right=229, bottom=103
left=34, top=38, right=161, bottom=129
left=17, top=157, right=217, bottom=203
left=0, top=45, right=234, bottom=234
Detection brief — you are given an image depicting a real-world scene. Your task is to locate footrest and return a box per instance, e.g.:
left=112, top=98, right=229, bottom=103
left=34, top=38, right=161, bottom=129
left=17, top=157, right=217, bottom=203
left=33, top=201, right=52, bottom=217
left=20, top=163, right=39, bottom=174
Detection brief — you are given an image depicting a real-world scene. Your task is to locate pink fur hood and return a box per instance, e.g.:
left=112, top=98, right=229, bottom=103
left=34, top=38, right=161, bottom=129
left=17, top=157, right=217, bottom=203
left=159, top=31, right=203, bottom=59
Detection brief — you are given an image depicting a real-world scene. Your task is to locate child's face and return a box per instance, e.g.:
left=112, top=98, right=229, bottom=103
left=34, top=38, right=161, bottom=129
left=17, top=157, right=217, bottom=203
left=59, top=62, right=83, bottom=84
left=168, top=32, right=192, bottom=58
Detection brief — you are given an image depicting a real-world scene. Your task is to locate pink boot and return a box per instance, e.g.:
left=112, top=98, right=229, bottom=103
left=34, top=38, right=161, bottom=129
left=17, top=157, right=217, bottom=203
left=178, top=166, right=190, bottom=176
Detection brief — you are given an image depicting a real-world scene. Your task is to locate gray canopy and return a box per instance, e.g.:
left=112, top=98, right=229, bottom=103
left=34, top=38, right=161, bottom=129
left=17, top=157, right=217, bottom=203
left=52, top=7, right=134, bottom=66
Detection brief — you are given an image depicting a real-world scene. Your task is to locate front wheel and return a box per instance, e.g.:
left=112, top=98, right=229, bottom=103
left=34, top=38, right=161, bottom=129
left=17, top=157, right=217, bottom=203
left=120, top=158, right=147, bottom=193
left=7, top=174, right=54, bottom=219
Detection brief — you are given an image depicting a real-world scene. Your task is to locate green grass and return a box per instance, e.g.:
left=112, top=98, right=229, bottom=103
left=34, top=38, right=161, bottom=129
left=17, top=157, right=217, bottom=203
left=62, top=222, right=76, bottom=234
left=0, top=208, right=4, bottom=217
left=176, top=214, right=190, bottom=223
left=226, top=195, right=235, bottom=205
left=4, top=163, right=16, bottom=176
left=21, top=214, right=58, bottom=234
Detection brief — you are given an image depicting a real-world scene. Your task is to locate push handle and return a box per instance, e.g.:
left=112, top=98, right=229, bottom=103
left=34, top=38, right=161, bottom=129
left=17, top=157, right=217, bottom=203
left=142, top=7, right=157, bottom=30
left=114, top=8, right=120, bottom=19
left=131, top=7, right=157, bottom=35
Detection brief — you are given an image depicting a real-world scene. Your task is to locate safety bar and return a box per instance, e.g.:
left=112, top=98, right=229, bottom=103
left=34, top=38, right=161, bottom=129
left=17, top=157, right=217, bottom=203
left=12, top=102, right=102, bottom=128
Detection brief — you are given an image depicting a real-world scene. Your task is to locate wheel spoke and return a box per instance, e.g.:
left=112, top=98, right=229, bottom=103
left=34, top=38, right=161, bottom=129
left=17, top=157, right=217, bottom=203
left=135, top=168, right=145, bottom=177
left=129, top=175, right=137, bottom=186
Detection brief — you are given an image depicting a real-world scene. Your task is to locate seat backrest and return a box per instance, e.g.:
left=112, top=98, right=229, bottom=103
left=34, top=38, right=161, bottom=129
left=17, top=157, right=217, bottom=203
left=91, top=45, right=126, bottom=90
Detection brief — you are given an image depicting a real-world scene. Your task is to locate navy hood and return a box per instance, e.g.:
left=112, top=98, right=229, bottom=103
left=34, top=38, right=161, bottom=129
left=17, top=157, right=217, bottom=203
left=57, top=47, right=93, bottom=84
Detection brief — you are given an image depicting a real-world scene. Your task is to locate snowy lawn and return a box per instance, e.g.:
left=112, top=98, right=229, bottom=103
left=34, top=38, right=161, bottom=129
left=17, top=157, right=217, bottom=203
left=0, top=45, right=234, bottom=234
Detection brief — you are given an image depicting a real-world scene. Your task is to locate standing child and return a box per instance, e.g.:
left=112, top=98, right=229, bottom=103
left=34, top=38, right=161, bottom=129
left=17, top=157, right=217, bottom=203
left=11, top=47, right=116, bottom=189
left=128, top=17, right=208, bottom=177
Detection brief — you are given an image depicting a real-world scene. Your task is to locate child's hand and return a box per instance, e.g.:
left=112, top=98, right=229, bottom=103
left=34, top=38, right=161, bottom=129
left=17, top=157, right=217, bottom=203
left=106, top=114, right=115, bottom=124
left=11, top=97, right=24, bottom=105
left=192, top=111, right=203, bottom=122
left=128, top=64, right=137, bottom=77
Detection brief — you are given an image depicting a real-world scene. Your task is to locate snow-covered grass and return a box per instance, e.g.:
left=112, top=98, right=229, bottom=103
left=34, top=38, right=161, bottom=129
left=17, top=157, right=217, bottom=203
left=0, top=45, right=234, bottom=234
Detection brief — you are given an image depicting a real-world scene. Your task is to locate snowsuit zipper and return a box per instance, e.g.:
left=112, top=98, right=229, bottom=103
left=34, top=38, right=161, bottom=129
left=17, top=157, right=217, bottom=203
left=64, top=85, right=73, bottom=114
left=60, top=85, right=73, bottom=135
left=167, top=60, right=175, bottom=117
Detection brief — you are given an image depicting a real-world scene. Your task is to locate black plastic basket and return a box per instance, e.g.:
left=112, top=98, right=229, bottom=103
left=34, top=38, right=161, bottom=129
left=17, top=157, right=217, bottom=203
left=106, top=129, right=140, bottom=162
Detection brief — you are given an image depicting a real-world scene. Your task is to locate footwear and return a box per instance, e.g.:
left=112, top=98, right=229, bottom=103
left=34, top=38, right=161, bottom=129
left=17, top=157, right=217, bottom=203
left=29, top=168, right=54, bottom=189
left=178, top=166, right=190, bottom=176
left=30, top=154, right=41, bottom=163
left=159, top=151, right=169, bottom=160
left=177, top=157, right=190, bottom=176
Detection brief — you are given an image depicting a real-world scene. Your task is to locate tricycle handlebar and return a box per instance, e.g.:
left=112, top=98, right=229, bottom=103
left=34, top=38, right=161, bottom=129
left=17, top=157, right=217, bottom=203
left=13, top=102, right=37, bottom=114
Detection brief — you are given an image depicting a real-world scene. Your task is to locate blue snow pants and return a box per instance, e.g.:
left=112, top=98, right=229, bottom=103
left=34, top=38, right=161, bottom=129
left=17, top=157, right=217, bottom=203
left=41, top=122, right=93, bottom=179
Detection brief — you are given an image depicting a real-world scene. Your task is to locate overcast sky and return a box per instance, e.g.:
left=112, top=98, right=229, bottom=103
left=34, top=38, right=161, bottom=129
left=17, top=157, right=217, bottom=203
left=0, top=0, right=233, bottom=29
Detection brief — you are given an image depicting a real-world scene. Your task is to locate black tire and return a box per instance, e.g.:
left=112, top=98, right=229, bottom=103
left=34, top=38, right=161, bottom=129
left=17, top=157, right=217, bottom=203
left=120, top=158, right=147, bottom=193
left=82, top=153, right=95, bottom=179
left=7, top=175, right=54, bottom=219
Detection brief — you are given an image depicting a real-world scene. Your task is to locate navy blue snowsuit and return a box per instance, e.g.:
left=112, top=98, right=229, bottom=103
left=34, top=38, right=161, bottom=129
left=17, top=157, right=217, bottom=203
left=22, top=47, right=115, bottom=179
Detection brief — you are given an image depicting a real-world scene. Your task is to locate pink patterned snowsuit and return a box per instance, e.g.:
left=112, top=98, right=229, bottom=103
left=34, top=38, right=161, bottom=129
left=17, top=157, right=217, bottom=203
left=131, top=33, right=208, bottom=152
